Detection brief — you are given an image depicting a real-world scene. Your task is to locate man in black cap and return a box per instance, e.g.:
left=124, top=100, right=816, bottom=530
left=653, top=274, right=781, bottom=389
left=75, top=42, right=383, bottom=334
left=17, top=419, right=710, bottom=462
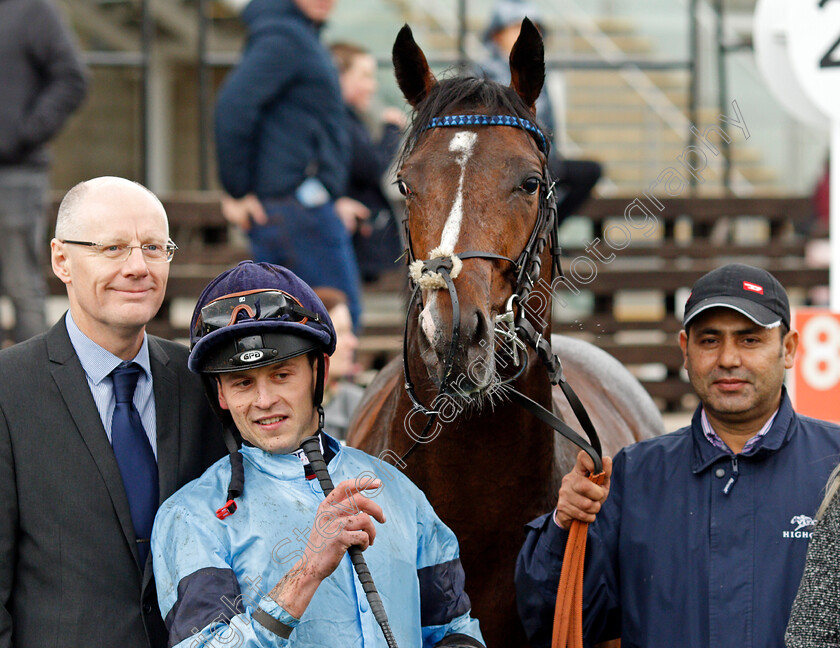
left=515, top=263, right=840, bottom=648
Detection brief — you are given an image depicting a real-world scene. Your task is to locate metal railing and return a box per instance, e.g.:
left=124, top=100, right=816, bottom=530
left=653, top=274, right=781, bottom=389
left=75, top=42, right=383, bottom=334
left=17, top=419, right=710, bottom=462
left=76, top=0, right=153, bottom=185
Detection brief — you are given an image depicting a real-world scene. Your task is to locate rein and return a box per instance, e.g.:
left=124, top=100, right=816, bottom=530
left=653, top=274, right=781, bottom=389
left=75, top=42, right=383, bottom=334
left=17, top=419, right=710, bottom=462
left=399, top=113, right=604, bottom=648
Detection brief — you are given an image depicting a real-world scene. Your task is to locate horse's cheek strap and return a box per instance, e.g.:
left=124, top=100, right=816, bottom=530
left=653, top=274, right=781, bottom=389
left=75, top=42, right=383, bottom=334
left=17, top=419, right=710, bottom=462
left=551, top=471, right=606, bottom=648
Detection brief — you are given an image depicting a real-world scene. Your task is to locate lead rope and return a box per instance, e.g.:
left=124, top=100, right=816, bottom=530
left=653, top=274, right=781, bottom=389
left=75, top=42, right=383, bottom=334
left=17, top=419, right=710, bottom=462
left=551, top=472, right=605, bottom=648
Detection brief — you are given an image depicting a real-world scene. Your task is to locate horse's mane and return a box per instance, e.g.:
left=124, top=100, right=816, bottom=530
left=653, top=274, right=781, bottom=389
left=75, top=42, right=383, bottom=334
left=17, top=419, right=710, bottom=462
left=400, top=75, right=542, bottom=162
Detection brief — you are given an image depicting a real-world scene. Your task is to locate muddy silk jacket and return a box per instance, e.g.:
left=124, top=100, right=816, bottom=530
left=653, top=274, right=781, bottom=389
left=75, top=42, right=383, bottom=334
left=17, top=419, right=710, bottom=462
left=516, top=389, right=840, bottom=648
left=152, top=434, right=484, bottom=647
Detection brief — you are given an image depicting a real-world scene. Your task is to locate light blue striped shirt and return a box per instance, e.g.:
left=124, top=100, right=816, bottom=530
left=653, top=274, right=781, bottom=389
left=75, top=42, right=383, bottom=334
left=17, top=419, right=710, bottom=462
left=65, top=311, right=158, bottom=459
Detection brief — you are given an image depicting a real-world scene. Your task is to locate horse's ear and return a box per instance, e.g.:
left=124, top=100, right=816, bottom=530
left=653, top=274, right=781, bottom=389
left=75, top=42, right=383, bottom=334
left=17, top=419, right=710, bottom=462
left=393, top=24, right=437, bottom=108
left=509, top=18, right=545, bottom=113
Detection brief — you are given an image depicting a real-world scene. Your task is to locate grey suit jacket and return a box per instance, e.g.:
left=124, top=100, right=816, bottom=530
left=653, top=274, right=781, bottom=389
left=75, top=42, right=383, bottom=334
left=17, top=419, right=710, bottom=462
left=0, top=318, right=226, bottom=648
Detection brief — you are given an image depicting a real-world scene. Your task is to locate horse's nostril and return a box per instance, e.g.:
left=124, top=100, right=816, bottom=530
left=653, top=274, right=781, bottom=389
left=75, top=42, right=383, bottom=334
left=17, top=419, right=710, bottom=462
left=473, top=311, right=487, bottom=339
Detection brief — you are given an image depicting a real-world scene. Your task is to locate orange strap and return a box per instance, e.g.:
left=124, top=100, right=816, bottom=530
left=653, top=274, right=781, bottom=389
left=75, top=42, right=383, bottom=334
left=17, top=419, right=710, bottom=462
left=551, top=472, right=606, bottom=648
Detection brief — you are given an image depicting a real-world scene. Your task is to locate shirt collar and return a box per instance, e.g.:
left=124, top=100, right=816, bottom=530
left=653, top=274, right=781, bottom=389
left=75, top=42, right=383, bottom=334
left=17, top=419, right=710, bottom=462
left=700, top=407, right=778, bottom=455
left=691, top=388, right=795, bottom=473
left=65, top=311, right=152, bottom=384
left=240, top=432, right=342, bottom=481
left=290, top=433, right=325, bottom=466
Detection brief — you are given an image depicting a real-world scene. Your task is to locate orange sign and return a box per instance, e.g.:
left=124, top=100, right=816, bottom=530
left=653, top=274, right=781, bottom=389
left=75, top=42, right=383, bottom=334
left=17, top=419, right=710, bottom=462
left=789, top=308, right=840, bottom=423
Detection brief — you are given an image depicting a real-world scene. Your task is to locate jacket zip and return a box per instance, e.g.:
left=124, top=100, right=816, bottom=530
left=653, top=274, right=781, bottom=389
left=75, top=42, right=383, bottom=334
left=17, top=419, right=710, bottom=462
left=722, top=456, right=739, bottom=495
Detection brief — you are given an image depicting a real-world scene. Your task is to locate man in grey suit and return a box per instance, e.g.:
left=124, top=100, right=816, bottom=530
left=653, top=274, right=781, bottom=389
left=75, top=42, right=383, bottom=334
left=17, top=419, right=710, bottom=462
left=0, top=176, right=225, bottom=647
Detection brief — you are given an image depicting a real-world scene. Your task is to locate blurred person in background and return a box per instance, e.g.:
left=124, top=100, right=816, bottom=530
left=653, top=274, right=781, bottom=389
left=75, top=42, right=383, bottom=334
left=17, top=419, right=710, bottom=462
left=786, top=463, right=840, bottom=647
left=313, top=286, right=363, bottom=442
left=214, top=0, right=365, bottom=329
left=331, top=42, right=407, bottom=284
left=477, top=0, right=602, bottom=225
left=0, top=0, right=88, bottom=345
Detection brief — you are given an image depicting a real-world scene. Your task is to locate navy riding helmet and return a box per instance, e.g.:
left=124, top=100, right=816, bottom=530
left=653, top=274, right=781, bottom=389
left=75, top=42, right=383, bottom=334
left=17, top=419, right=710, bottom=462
left=188, top=260, right=337, bottom=519
left=189, top=260, right=336, bottom=373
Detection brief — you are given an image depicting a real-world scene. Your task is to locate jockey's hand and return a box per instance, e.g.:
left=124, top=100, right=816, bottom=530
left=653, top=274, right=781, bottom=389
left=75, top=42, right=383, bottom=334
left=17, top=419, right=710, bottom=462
left=221, top=193, right=267, bottom=231
left=554, top=451, right=612, bottom=530
left=301, top=478, right=385, bottom=581
left=269, top=478, right=385, bottom=619
left=334, top=197, right=370, bottom=233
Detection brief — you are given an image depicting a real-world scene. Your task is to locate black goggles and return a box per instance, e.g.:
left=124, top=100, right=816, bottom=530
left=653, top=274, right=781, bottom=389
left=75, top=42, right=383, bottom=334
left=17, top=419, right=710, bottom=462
left=194, top=289, right=321, bottom=339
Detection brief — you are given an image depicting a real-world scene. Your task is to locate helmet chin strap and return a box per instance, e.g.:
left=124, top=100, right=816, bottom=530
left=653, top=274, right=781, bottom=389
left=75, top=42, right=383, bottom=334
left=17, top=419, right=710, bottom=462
left=317, top=405, right=325, bottom=433
left=313, top=352, right=327, bottom=435
left=313, top=352, right=326, bottom=408
left=216, top=419, right=245, bottom=520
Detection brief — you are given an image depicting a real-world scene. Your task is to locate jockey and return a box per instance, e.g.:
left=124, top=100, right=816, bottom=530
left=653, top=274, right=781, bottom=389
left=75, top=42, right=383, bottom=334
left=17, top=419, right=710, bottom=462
left=150, top=260, right=485, bottom=648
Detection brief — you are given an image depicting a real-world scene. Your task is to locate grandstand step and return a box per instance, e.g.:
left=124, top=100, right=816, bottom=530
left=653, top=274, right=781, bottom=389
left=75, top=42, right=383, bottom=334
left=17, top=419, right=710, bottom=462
left=571, top=128, right=685, bottom=146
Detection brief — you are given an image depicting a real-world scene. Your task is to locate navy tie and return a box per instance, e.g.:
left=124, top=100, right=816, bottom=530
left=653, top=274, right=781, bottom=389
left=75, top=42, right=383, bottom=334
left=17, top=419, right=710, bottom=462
left=110, top=363, right=159, bottom=566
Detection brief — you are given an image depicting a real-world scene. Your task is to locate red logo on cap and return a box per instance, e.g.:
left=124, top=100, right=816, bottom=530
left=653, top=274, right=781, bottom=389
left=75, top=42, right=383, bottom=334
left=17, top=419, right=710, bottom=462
left=743, top=281, right=764, bottom=294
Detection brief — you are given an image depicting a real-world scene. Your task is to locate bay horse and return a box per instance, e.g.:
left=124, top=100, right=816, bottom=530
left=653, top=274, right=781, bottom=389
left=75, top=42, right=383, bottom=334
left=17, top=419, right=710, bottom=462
left=347, top=21, right=663, bottom=647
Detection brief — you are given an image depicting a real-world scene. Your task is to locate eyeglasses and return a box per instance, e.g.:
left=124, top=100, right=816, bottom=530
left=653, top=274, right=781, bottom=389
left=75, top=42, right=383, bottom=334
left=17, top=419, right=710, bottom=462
left=194, top=289, right=322, bottom=339
left=60, top=239, right=178, bottom=263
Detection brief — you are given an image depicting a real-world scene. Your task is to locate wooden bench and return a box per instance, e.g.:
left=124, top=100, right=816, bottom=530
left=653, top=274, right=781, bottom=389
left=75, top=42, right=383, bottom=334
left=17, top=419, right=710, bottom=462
left=41, top=193, right=412, bottom=347
left=36, top=194, right=826, bottom=412
left=553, top=196, right=827, bottom=410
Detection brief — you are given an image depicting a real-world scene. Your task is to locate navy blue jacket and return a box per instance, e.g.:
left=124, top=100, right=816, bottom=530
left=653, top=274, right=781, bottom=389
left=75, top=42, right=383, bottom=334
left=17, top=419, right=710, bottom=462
left=0, top=0, right=87, bottom=167
left=516, top=390, right=840, bottom=648
left=214, top=0, right=349, bottom=200
left=345, top=107, right=403, bottom=280
left=344, top=107, right=401, bottom=216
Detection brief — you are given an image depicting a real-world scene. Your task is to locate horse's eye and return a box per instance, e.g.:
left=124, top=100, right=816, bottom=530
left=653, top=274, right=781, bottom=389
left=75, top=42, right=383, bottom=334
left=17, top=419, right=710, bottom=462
left=520, top=177, right=540, bottom=195
left=397, top=179, right=412, bottom=197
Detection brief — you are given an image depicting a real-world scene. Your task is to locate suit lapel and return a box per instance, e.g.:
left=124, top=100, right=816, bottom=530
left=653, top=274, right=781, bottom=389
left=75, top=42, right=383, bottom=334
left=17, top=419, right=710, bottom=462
left=149, top=337, right=180, bottom=501
left=146, top=336, right=180, bottom=589
left=47, top=321, right=141, bottom=568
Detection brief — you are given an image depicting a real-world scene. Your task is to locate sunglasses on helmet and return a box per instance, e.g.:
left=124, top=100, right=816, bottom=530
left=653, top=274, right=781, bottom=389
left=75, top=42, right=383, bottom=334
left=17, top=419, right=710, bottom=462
left=194, top=289, right=322, bottom=339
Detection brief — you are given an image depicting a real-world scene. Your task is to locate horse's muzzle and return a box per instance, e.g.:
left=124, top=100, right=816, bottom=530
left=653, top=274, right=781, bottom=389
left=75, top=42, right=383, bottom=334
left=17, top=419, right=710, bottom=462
left=419, top=299, right=495, bottom=395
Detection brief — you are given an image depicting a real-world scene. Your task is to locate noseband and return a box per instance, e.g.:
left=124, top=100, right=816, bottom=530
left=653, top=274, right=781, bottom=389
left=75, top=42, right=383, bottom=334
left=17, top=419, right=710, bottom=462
left=399, top=114, right=602, bottom=472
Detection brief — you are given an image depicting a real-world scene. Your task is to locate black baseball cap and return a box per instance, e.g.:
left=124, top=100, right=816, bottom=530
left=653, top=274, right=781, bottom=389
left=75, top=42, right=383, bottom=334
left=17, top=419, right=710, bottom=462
left=682, top=263, right=790, bottom=329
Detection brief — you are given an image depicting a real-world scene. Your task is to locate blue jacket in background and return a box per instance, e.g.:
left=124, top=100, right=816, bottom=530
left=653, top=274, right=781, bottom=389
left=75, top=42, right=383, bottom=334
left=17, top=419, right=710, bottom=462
left=516, top=389, right=840, bottom=648
left=0, top=0, right=88, bottom=167
left=152, top=434, right=484, bottom=647
left=214, top=0, right=349, bottom=200
left=344, top=106, right=403, bottom=281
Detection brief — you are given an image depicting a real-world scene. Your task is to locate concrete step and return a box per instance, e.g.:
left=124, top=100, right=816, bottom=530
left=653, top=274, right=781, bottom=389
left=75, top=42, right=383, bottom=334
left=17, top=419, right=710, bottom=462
left=565, top=70, right=689, bottom=90
left=564, top=108, right=728, bottom=130
left=561, top=33, right=654, bottom=55
left=569, top=140, right=767, bottom=166
left=590, top=16, right=639, bottom=35
left=567, top=87, right=689, bottom=109
left=737, top=165, right=778, bottom=183
left=571, top=127, right=685, bottom=146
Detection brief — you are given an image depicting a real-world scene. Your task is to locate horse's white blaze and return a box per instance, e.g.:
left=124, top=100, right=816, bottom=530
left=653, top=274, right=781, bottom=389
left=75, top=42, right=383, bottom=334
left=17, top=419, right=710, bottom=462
left=438, top=131, right=477, bottom=254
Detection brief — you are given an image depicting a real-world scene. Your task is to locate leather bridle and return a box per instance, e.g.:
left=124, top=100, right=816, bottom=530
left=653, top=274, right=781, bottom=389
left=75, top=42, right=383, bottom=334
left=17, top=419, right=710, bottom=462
left=398, top=114, right=602, bottom=472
